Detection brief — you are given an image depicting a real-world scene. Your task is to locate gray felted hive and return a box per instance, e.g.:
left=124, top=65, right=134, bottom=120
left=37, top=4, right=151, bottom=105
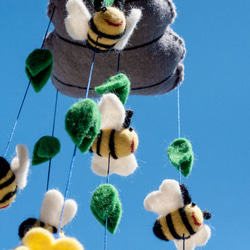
left=44, top=0, right=186, bottom=98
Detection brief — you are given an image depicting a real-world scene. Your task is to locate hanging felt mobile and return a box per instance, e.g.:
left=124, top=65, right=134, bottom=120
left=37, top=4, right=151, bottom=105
left=18, top=189, right=77, bottom=240
left=44, top=0, right=185, bottom=98
left=90, top=93, right=139, bottom=176
left=0, top=145, right=30, bottom=209
left=90, top=184, right=122, bottom=234
left=15, top=227, right=84, bottom=250
left=167, top=138, right=194, bottom=177
left=144, top=179, right=211, bottom=250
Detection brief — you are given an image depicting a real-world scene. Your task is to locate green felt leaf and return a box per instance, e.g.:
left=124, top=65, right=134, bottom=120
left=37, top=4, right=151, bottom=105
left=90, top=0, right=114, bottom=6
left=95, top=73, right=131, bottom=104
left=65, top=99, right=101, bottom=153
left=91, top=184, right=122, bottom=234
left=167, top=138, right=194, bottom=177
left=25, top=49, right=53, bottom=93
left=32, top=136, right=61, bottom=165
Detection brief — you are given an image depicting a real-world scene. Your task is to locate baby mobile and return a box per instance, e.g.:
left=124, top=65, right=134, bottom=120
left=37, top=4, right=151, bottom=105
left=0, top=0, right=212, bottom=250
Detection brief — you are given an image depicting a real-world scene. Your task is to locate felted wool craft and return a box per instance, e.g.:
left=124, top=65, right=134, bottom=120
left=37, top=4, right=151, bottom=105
left=167, top=138, right=194, bottom=177
left=0, top=145, right=30, bottom=209
left=18, top=189, right=77, bottom=239
left=91, top=184, right=122, bottom=234
left=144, top=179, right=211, bottom=250
left=65, top=99, right=101, bottom=153
left=32, top=136, right=61, bottom=165
left=95, top=73, right=131, bottom=104
left=90, top=93, right=139, bottom=176
left=15, top=227, right=84, bottom=250
left=44, top=0, right=185, bottom=98
left=25, top=49, right=53, bottom=93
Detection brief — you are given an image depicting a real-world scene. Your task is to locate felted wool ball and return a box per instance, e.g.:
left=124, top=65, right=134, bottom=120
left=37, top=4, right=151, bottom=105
left=44, top=0, right=185, bottom=98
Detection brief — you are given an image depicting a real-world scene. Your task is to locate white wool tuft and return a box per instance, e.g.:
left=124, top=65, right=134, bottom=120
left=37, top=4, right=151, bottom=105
left=114, top=8, right=142, bottom=51
left=174, top=224, right=211, bottom=250
left=39, top=189, right=77, bottom=229
left=98, top=93, right=125, bottom=130
left=10, top=145, right=30, bottom=190
left=65, top=0, right=91, bottom=41
left=144, top=179, right=183, bottom=216
left=91, top=154, right=138, bottom=176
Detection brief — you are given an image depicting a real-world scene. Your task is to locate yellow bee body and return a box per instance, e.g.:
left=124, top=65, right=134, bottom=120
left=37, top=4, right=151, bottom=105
left=154, top=203, right=204, bottom=241
left=18, top=218, right=64, bottom=240
left=87, top=6, right=126, bottom=52
left=0, top=157, right=17, bottom=209
left=91, top=128, right=139, bottom=159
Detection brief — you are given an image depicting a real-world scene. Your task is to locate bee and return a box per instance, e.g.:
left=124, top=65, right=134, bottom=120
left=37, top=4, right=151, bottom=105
left=65, top=0, right=142, bottom=52
left=144, top=179, right=211, bottom=250
left=90, top=93, right=139, bottom=176
left=0, top=145, right=29, bottom=209
left=18, top=189, right=77, bottom=240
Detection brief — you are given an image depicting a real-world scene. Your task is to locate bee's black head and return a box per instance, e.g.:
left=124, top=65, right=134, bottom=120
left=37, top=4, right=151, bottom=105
left=0, top=157, right=11, bottom=178
left=203, top=210, right=212, bottom=220
left=18, top=218, right=37, bottom=239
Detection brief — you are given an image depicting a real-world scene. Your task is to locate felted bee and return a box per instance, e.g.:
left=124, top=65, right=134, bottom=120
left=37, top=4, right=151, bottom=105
left=90, top=93, right=139, bottom=176
left=18, top=189, right=77, bottom=240
left=65, top=0, right=142, bottom=52
left=144, top=179, right=211, bottom=250
left=0, top=145, right=29, bottom=209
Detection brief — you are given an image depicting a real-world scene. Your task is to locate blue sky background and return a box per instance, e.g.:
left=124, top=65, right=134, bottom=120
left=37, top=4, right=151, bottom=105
left=1, top=0, right=250, bottom=249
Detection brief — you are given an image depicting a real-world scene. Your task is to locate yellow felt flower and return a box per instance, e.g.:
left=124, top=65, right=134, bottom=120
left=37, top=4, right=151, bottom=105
left=15, top=228, right=84, bottom=250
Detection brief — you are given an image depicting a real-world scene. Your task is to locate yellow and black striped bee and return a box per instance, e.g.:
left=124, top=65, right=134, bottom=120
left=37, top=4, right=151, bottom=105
left=18, top=189, right=77, bottom=240
left=90, top=93, right=139, bottom=176
left=0, top=145, right=29, bottom=209
left=144, top=179, right=211, bottom=250
left=65, top=0, right=142, bottom=52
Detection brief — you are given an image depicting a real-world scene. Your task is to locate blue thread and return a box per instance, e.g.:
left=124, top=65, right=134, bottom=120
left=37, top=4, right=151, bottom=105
left=3, top=7, right=55, bottom=157
left=183, top=234, right=185, bottom=250
left=177, top=82, right=181, bottom=183
left=85, top=36, right=100, bottom=99
left=117, top=51, right=121, bottom=75
left=57, top=145, right=77, bottom=232
left=104, top=153, right=111, bottom=250
left=104, top=0, right=108, bottom=7
left=46, top=90, right=59, bottom=191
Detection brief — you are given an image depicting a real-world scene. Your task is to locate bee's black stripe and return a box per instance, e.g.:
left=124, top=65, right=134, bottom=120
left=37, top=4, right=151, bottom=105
left=153, top=219, right=169, bottom=241
left=87, top=34, right=116, bottom=49
left=0, top=186, right=17, bottom=204
left=96, top=131, right=103, bottom=156
left=179, top=208, right=196, bottom=235
left=109, top=129, right=118, bottom=159
left=0, top=172, right=16, bottom=190
left=166, top=213, right=182, bottom=240
left=89, top=18, right=126, bottom=39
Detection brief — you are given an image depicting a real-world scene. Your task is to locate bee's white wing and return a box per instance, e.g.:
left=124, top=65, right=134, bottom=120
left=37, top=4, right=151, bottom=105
left=61, top=199, right=78, bottom=228
left=174, top=224, right=211, bottom=250
left=114, top=8, right=142, bottom=51
left=144, top=179, right=184, bottom=216
left=65, top=0, right=91, bottom=41
left=91, top=154, right=138, bottom=176
left=10, top=144, right=30, bottom=190
left=98, top=93, right=125, bottom=130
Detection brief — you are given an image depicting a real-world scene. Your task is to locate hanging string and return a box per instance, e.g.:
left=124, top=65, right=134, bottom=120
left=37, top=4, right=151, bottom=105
left=117, top=51, right=121, bottom=75
left=104, top=0, right=108, bottom=7
left=3, top=6, right=56, bottom=158
left=177, top=82, right=182, bottom=183
left=56, top=36, right=100, bottom=234
left=46, top=90, right=59, bottom=191
left=104, top=153, right=111, bottom=250
left=182, top=234, right=185, bottom=250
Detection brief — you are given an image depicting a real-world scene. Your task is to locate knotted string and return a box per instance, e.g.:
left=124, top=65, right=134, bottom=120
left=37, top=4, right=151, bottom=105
left=56, top=36, right=100, bottom=234
left=3, top=6, right=56, bottom=158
